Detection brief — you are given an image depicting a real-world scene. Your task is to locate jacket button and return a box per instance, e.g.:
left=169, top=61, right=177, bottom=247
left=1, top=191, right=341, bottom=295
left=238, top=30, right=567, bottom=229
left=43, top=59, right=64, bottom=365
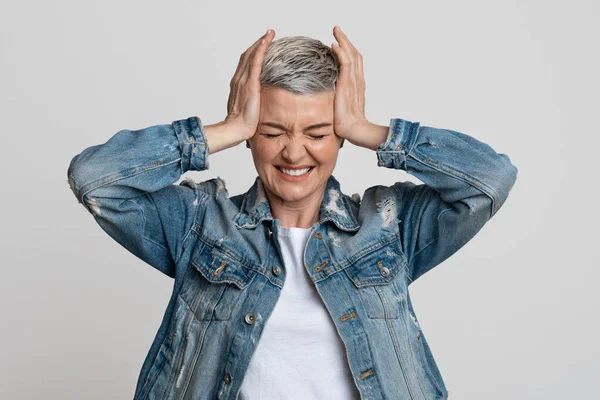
left=380, top=267, right=390, bottom=277
left=272, top=265, right=281, bottom=276
left=224, top=372, right=232, bottom=384
left=244, top=312, right=256, bottom=324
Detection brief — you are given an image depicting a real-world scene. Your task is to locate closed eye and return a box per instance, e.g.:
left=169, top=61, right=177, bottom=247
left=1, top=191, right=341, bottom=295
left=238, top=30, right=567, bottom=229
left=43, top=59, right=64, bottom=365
left=262, top=133, right=329, bottom=140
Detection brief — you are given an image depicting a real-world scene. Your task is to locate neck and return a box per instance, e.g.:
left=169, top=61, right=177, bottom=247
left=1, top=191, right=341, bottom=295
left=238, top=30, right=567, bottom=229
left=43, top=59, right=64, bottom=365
left=265, top=187, right=324, bottom=229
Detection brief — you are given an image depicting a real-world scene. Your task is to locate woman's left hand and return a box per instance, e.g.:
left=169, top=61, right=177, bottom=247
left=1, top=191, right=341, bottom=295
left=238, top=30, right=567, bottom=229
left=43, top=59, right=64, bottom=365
left=331, top=26, right=370, bottom=143
left=331, top=26, right=391, bottom=150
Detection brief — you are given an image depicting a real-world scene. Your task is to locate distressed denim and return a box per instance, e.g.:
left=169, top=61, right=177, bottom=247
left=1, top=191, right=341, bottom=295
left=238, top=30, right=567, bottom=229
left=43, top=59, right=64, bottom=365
left=67, top=116, right=517, bottom=399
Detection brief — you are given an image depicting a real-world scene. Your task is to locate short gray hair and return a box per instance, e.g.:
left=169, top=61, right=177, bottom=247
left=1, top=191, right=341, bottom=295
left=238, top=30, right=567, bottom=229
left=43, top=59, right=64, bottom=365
left=260, top=36, right=340, bottom=94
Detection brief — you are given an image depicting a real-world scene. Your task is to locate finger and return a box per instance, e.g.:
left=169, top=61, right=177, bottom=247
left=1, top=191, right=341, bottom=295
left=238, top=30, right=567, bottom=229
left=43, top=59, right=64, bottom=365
left=232, top=30, right=273, bottom=85
left=248, top=30, right=275, bottom=83
left=244, top=29, right=273, bottom=59
left=357, top=52, right=363, bottom=78
left=239, top=29, right=274, bottom=82
left=333, top=26, right=362, bottom=75
left=331, top=42, right=352, bottom=74
left=333, top=26, right=358, bottom=55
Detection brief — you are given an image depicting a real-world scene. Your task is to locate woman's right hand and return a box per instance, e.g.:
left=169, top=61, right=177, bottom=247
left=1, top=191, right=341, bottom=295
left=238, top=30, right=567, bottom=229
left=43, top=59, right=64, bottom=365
left=204, top=29, right=275, bottom=154
left=225, top=29, right=276, bottom=139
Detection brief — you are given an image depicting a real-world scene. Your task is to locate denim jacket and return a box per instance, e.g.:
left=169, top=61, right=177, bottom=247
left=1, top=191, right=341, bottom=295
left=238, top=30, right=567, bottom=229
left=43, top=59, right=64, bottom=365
left=67, top=116, right=517, bottom=399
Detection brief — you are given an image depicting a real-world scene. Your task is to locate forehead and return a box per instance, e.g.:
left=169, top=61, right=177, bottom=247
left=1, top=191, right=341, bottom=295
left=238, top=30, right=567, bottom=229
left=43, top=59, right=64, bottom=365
left=259, top=87, right=334, bottom=127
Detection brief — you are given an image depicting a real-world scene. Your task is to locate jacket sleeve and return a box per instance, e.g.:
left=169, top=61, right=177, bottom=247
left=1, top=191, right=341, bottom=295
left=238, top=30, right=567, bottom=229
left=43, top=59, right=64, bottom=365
left=376, top=118, right=518, bottom=284
left=67, top=116, right=211, bottom=279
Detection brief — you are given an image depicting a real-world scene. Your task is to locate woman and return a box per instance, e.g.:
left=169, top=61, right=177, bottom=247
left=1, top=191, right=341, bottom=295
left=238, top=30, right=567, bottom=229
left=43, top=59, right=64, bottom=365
left=67, top=27, right=517, bottom=400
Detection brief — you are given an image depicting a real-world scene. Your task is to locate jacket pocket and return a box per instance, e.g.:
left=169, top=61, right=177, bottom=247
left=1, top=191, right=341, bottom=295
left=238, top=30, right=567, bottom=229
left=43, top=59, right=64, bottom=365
left=343, top=235, right=408, bottom=319
left=181, top=243, right=257, bottom=322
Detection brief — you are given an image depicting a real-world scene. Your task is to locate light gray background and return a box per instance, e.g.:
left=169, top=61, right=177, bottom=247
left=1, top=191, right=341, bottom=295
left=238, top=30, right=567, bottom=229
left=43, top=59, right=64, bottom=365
left=1, top=0, right=597, bottom=398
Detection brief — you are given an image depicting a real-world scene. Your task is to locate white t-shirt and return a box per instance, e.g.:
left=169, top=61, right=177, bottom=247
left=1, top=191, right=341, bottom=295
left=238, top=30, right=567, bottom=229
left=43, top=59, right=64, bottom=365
left=238, top=226, right=360, bottom=399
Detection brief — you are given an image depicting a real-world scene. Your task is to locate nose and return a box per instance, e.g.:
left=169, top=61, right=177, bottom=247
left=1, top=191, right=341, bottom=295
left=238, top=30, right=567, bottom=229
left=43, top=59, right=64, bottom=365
left=281, top=136, right=308, bottom=162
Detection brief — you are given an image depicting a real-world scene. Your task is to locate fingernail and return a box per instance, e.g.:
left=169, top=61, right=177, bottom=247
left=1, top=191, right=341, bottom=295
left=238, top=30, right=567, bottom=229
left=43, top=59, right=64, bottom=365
left=266, top=29, right=271, bottom=35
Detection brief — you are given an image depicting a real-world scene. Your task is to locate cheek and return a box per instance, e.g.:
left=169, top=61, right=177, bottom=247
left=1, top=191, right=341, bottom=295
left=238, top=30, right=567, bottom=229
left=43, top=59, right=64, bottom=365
left=252, top=142, right=279, bottom=161
left=308, top=141, right=339, bottom=161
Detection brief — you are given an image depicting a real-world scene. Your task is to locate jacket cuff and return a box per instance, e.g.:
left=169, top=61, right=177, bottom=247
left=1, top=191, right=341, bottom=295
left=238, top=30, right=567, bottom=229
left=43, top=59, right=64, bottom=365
left=376, top=118, right=420, bottom=170
left=173, top=116, right=210, bottom=173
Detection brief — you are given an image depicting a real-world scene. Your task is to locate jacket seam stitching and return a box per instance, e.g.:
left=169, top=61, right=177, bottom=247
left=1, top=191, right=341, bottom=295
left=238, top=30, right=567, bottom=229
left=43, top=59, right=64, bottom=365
left=176, top=190, right=206, bottom=265
left=407, top=152, right=497, bottom=218
left=122, top=198, right=170, bottom=252
left=78, top=157, right=181, bottom=199
left=407, top=236, right=439, bottom=283
left=409, top=150, right=499, bottom=201
left=407, top=203, right=454, bottom=280
left=406, top=197, right=451, bottom=282
left=124, top=197, right=173, bottom=255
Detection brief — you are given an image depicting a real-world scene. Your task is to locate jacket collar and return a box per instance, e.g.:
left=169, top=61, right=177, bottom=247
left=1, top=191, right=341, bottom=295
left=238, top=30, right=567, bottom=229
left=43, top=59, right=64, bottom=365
left=233, top=175, right=360, bottom=232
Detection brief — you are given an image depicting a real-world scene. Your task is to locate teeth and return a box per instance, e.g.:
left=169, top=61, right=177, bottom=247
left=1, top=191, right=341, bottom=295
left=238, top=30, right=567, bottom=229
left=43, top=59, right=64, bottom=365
left=278, top=167, right=311, bottom=176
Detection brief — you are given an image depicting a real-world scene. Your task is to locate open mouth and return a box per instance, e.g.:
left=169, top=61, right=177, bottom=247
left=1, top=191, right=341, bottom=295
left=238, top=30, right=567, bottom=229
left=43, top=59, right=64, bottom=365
left=275, top=166, right=314, bottom=176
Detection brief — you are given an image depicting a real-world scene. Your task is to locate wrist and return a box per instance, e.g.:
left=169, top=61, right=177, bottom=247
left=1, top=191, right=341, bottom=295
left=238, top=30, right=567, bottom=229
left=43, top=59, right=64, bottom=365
left=223, top=116, right=256, bottom=140
left=204, top=120, right=248, bottom=154
left=345, top=120, right=389, bottom=151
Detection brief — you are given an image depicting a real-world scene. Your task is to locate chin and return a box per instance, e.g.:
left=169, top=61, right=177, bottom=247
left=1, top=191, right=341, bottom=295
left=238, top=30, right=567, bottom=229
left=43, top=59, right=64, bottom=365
left=266, top=181, right=315, bottom=202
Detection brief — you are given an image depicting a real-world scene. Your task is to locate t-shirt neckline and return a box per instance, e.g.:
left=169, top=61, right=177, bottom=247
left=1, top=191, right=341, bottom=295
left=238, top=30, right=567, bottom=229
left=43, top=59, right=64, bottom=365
left=278, top=226, right=312, bottom=237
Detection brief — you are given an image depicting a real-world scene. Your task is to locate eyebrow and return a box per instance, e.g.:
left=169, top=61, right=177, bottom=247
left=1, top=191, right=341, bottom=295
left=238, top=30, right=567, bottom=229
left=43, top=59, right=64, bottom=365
left=259, top=122, right=332, bottom=131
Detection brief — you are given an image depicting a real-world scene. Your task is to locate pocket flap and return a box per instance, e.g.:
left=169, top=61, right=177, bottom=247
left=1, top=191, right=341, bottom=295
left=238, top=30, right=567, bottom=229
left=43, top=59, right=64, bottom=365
left=344, top=237, right=407, bottom=287
left=191, top=245, right=257, bottom=289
